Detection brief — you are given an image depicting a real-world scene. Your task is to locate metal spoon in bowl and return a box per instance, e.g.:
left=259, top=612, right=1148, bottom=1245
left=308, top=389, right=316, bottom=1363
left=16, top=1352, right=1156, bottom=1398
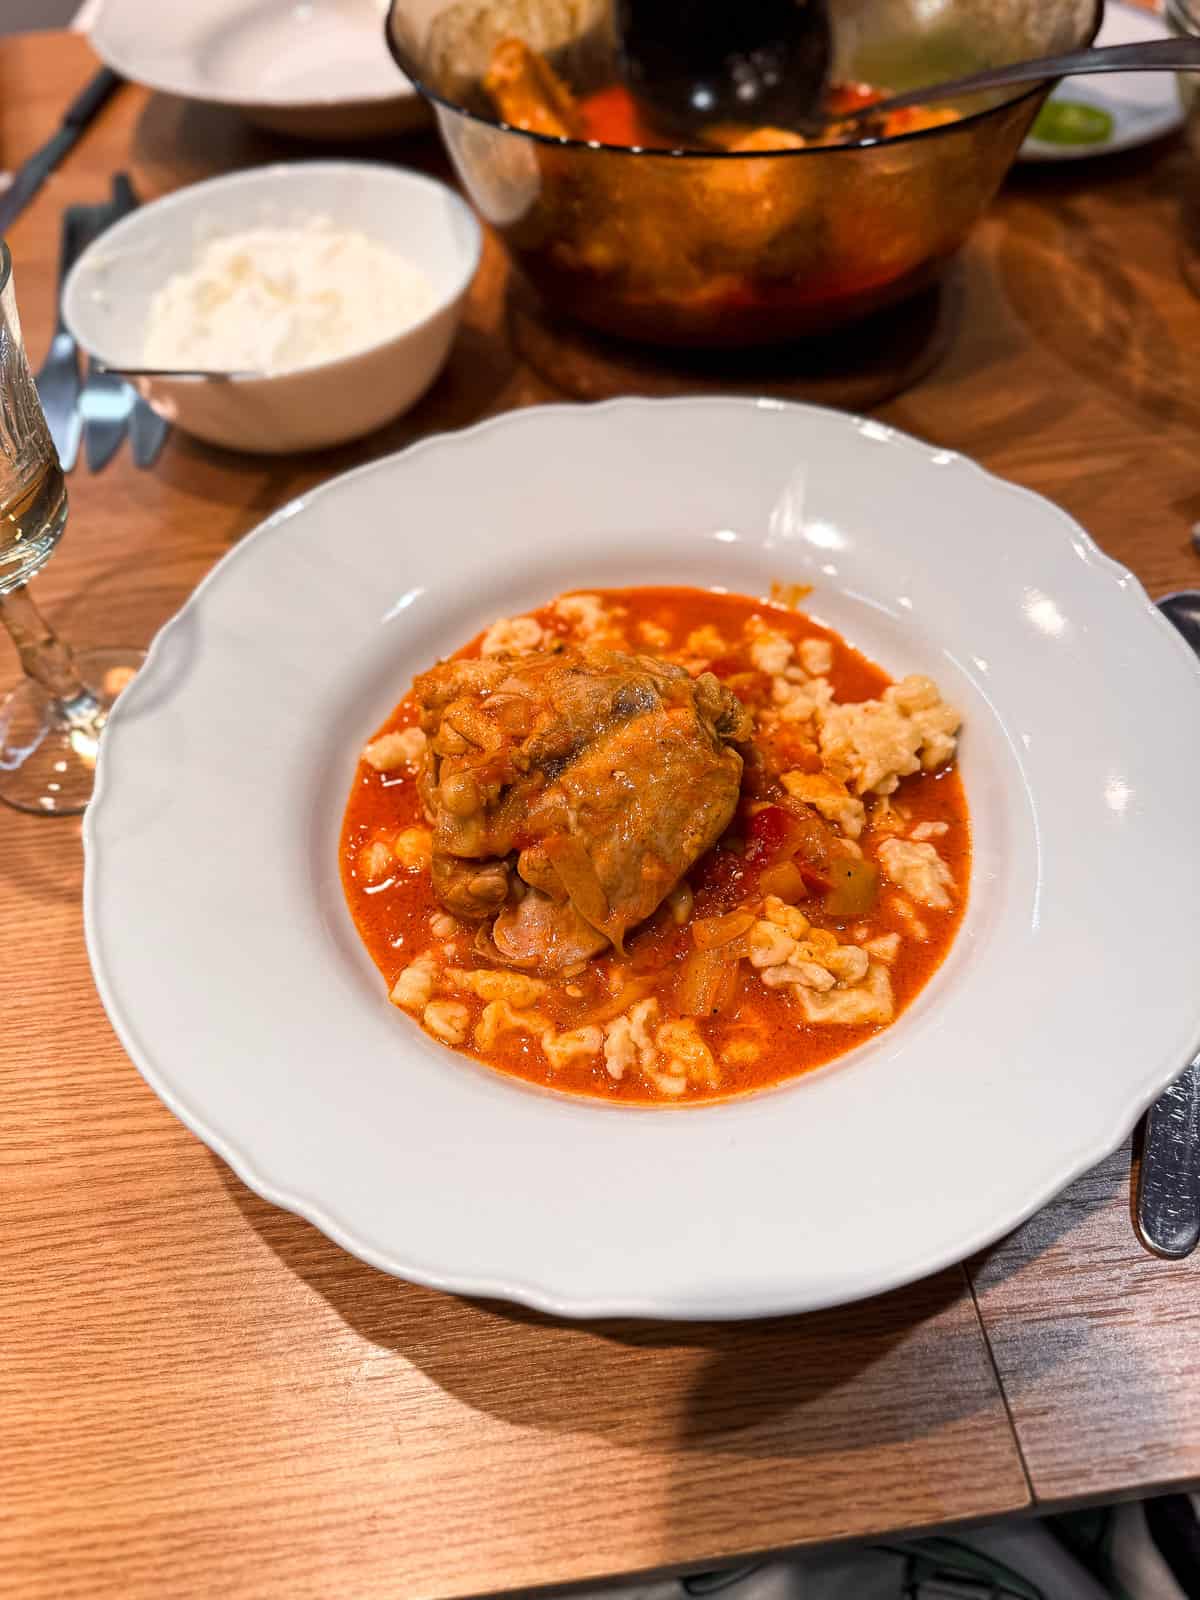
left=91, top=362, right=262, bottom=381
left=618, top=21, right=1200, bottom=140
left=836, top=36, right=1200, bottom=129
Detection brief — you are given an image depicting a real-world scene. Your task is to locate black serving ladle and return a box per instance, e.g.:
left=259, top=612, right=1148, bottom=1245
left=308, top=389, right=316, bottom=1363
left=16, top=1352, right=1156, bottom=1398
left=614, top=0, right=832, bottom=136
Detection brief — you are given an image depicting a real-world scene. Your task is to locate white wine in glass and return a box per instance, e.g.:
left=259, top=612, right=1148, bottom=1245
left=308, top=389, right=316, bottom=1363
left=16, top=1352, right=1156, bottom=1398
left=0, top=239, right=143, bottom=814
left=0, top=455, right=68, bottom=590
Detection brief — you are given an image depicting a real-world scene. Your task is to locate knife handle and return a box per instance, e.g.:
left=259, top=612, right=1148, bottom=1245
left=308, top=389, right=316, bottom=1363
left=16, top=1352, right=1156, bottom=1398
left=1136, top=1056, right=1200, bottom=1258
left=52, top=208, right=87, bottom=340
left=64, top=67, right=122, bottom=129
left=110, top=172, right=139, bottom=219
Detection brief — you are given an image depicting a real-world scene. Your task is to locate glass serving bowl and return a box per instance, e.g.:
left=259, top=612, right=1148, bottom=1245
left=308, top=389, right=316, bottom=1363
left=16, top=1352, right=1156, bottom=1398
left=386, top=0, right=1099, bottom=346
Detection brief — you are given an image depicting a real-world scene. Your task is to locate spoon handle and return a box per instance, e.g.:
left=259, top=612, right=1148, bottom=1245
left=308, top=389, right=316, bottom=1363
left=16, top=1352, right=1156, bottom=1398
left=1132, top=590, right=1200, bottom=1262
left=861, top=36, right=1200, bottom=118
left=93, top=364, right=259, bottom=381
left=1137, top=1056, right=1200, bottom=1259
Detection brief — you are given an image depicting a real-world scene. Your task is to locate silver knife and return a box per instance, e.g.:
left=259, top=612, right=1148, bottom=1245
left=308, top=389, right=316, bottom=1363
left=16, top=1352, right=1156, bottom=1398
left=0, top=68, right=122, bottom=237
left=1135, top=589, right=1200, bottom=1258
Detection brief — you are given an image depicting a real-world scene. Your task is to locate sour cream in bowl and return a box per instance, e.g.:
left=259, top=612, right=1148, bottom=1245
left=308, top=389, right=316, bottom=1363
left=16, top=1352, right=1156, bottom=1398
left=63, top=162, right=482, bottom=455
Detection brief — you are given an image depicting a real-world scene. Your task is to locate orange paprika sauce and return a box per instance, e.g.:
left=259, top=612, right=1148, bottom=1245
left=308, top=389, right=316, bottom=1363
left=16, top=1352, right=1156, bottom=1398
left=339, top=587, right=969, bottom=1104
left=575, top=82, right=942, bottom=148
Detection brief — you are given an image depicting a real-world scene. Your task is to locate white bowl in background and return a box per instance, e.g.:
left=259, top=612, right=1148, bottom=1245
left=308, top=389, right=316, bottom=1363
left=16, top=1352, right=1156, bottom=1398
left=63, top=162, right=482, bottom=456
left=88, top=0, right=426, bottom=140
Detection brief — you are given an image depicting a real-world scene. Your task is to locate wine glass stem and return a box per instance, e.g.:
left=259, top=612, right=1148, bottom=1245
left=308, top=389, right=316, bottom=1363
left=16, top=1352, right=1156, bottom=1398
left=0, top=582, right=103, bottom=725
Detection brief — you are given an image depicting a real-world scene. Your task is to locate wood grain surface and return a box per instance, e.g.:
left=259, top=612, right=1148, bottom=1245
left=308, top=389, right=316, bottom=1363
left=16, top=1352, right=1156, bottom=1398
left=971, top=1148, right=1200, bottom=1510
left=1, top=27, right=1198, bottom=1600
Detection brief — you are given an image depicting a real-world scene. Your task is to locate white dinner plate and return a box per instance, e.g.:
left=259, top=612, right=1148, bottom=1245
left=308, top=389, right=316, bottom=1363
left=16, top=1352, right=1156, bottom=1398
left=88, top=0, right=426, bottom=140
left=1020, top=0, right=1185, bottom=161
left=84, top=398, right=1200, bottom=1320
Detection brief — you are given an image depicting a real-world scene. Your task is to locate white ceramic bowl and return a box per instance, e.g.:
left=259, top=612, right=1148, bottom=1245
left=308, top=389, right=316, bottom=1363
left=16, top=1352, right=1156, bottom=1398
left=62, top=162, right=482, bottom=456
left=84, top=398, right=1200, bottom=1320
left=88, top=0, right=426, bottom=140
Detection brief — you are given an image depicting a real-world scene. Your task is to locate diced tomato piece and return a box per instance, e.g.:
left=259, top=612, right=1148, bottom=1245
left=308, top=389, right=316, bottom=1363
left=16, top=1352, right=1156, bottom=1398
left=826, top=80, right=884, bottom=114
left=576, top=85, right=663, bottom=146
left=798, top=860, right=833, bottom=894
left=705, top=653, right=745, bottom=678
left=690, top=846, right=747, bottom=916
left=744, top=805, right=795, bottom=866
left=742, top=802, right=839, bottom=893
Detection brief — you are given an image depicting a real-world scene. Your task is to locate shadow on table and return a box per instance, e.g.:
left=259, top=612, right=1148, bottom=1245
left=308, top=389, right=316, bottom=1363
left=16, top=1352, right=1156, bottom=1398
left=214, top=1148, right=1017, bottom=1456
left=141, top=318, right=522, bottom=527
left=960, top=1139, right=1200, bottom=1412
left=968, top=1139, right=1137, bottom=1300
left=128, top=92, right=449, bottom=197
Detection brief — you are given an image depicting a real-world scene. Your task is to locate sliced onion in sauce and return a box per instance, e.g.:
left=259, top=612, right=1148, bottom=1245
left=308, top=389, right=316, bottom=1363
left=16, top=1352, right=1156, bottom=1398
left=692, top=908, right=756, bottom=950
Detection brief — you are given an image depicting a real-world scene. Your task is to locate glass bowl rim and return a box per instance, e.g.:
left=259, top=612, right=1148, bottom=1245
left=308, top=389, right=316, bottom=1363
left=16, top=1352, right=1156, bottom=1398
left=384, top=0, right=1103, bottom=161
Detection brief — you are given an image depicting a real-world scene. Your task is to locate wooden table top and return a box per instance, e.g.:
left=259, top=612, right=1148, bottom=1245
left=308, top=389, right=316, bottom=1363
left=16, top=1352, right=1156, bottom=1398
left=3, top=28, right=1199, bottom=1600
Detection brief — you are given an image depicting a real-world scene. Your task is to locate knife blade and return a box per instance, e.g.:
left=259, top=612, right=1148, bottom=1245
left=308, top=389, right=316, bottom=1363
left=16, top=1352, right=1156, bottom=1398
left=81, top=354, right=136, bottom=472
left=0, top=68, right=122, bottom=237
left=1134, top=589, right=1200, bottom=1259
left=128, top=397, right=170, bottom=470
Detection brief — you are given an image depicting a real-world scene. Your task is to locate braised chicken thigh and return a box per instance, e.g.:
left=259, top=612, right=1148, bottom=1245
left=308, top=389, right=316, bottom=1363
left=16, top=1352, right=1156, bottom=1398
left=413, top=644, right=752, bottom=971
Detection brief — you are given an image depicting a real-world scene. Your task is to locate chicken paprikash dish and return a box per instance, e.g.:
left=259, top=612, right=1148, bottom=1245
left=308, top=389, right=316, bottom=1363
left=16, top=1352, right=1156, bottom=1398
left=340, top=586, right=968, bottom=1105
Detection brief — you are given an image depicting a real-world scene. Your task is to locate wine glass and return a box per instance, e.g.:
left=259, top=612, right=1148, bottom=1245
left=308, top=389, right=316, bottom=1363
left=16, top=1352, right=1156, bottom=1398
left=0, top=239, right=143, bottom=815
